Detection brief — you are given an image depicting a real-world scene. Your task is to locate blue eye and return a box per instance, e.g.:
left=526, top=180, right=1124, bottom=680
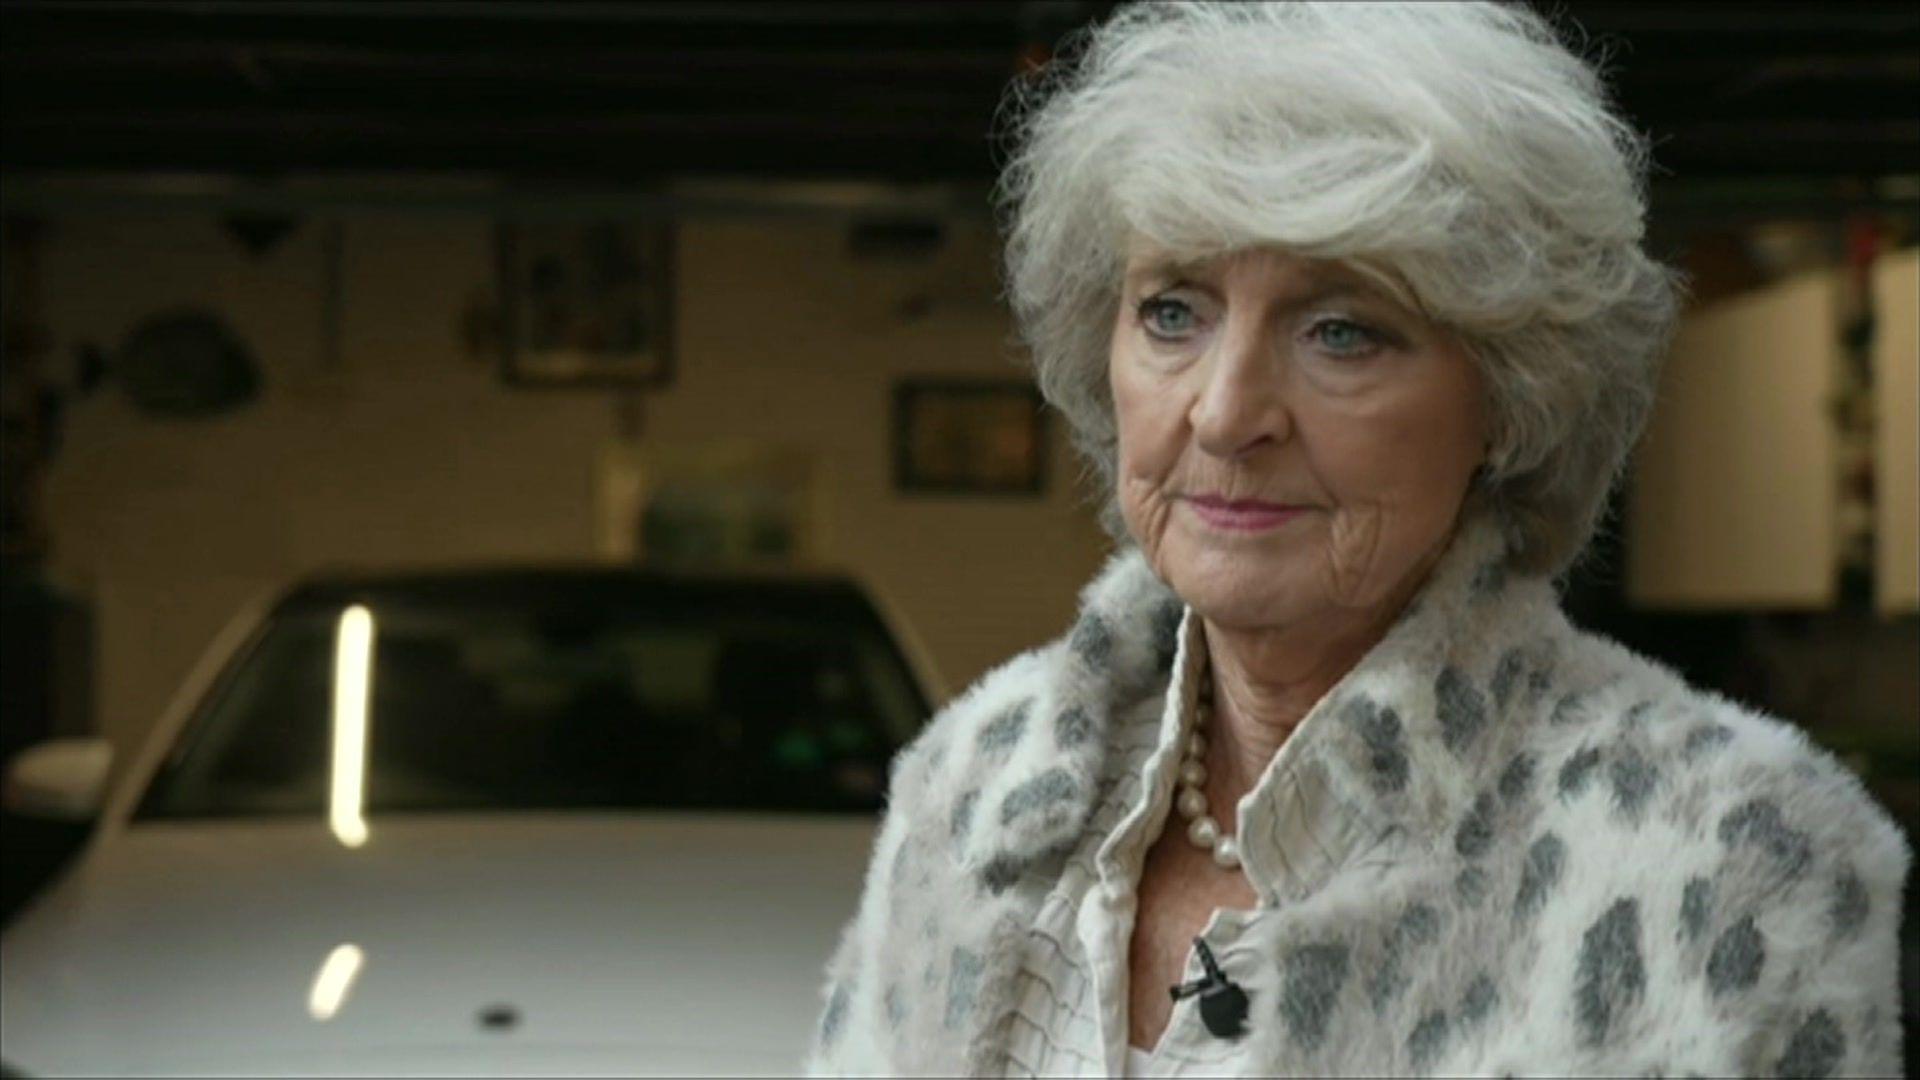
left=1139, top=298, right=1197, bottom=339
left=1311, top=318, right=1380, bottom=357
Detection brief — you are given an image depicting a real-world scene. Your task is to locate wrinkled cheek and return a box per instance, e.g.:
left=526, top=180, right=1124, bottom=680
left=1114, top=409, right=1167, bottom=501
left=1117, top=470, right=1174, bottom=557
left=1322, top=506, right=1389, bottom=607
left=1110, top=361, right=1187, bottom=557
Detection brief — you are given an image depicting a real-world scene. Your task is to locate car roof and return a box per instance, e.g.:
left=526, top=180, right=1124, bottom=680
left=279, top=563, right=875, bottom=611
left=272, top=557, right=883, bottom=618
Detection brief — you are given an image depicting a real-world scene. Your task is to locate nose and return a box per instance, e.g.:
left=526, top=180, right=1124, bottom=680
left=1189, top=313, right=1291, bottom=460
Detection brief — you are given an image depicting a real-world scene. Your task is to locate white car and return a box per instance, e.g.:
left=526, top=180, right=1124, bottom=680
left=1, top=567, right=939, bottom=1077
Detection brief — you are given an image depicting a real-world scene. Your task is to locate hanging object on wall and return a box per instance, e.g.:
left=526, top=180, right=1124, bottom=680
left=221, top=213, right=301, bottom=260
left=892, top=378, right=1047, bottom=496
left=596, top=440, right=818, bottom=566
left=495, top=219, right=675, bottom=389
left=112, top=309, right=260, bottom=418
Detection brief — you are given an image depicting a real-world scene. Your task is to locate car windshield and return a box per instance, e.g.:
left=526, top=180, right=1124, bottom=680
left=134, top=573, right=929, bottom=819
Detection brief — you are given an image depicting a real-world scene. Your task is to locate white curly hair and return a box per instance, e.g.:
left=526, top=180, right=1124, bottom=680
left=995, top=0, right=1684, bottom=575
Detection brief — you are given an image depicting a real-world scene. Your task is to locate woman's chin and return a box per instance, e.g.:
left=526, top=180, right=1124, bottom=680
left=1151, top=523, right=1311, bottom=614
left=1168, top=561, right=1326, bottom=632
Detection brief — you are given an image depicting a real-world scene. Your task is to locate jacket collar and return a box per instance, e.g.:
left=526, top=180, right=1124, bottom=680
left=955, top=514, right=1562, bottom=907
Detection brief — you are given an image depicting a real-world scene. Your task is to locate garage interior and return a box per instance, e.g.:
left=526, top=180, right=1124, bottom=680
left=1, top=1, right=1916, bottom=1074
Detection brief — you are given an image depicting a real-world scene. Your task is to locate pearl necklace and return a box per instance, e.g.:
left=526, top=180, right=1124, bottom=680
left=1175, top=667, right=1240, bottom=869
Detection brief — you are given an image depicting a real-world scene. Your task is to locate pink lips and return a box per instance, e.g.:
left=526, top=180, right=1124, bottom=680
left=1184, top=495, right=1306, bottom=532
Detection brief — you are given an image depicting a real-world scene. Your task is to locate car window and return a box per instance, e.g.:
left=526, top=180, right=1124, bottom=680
left=134, top=577, right=929, bottom=819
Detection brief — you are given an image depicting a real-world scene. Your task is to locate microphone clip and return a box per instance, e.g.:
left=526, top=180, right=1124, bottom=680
left=1168, top=937, right=1249, bottom=1040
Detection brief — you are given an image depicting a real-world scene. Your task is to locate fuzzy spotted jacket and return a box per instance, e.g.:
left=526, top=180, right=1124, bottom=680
left=806, top=519, right=1910, bottom=1076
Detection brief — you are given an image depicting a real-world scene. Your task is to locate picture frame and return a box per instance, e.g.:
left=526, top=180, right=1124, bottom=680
left=892, top=378, right=1047, bottom=495
left=495, top=220, right=675, bottom=388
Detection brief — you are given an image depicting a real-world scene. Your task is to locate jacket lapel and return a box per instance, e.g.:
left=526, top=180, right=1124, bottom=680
left=953, top=544, right=1184, bottom=883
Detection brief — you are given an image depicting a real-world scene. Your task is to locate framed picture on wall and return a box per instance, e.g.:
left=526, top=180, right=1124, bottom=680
left=495, top=220, right=675, bottom=388
left=892, top=378, right=1047, bottom=495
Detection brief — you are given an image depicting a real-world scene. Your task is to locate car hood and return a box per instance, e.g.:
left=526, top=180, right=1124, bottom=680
left=1, top=812, right=877, bottom=1077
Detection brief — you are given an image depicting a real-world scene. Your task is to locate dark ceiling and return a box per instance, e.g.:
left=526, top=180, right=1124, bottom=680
left=2, top=0, right=1917, bottom=184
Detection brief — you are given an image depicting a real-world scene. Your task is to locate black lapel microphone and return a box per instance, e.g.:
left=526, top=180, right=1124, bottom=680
left=1169, top=936, right=1250, bottom=1040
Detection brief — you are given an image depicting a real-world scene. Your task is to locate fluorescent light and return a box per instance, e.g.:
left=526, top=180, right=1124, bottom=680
left=330, top=604, right=375, bottom=849
left=307, top=943, right=365, bottom=1021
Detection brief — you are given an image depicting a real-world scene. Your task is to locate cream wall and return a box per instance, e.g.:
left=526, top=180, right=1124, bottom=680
left=1627, top=252, right=1920, bottom=611
left=36, top=214, right=1110, bottom=760
left=1627, top=269, right=1840, bottom=608
left=1872, top=248, right=1919, bottom=613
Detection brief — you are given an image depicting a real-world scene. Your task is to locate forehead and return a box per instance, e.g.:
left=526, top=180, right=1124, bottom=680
left=1125, top=244, right=1363, bottom=286
left=1121, top=242, right=1418, bottom=309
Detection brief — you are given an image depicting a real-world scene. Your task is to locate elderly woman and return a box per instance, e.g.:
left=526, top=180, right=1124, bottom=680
left=809, top=3, right=1908, bottom=1076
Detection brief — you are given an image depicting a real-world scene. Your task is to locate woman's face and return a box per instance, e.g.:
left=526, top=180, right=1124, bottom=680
left=1110, top=245, right=1488, bottom=633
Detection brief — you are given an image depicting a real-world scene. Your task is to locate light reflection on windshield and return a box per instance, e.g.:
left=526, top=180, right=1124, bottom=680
left=329, top=605, right=374, bottom=848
